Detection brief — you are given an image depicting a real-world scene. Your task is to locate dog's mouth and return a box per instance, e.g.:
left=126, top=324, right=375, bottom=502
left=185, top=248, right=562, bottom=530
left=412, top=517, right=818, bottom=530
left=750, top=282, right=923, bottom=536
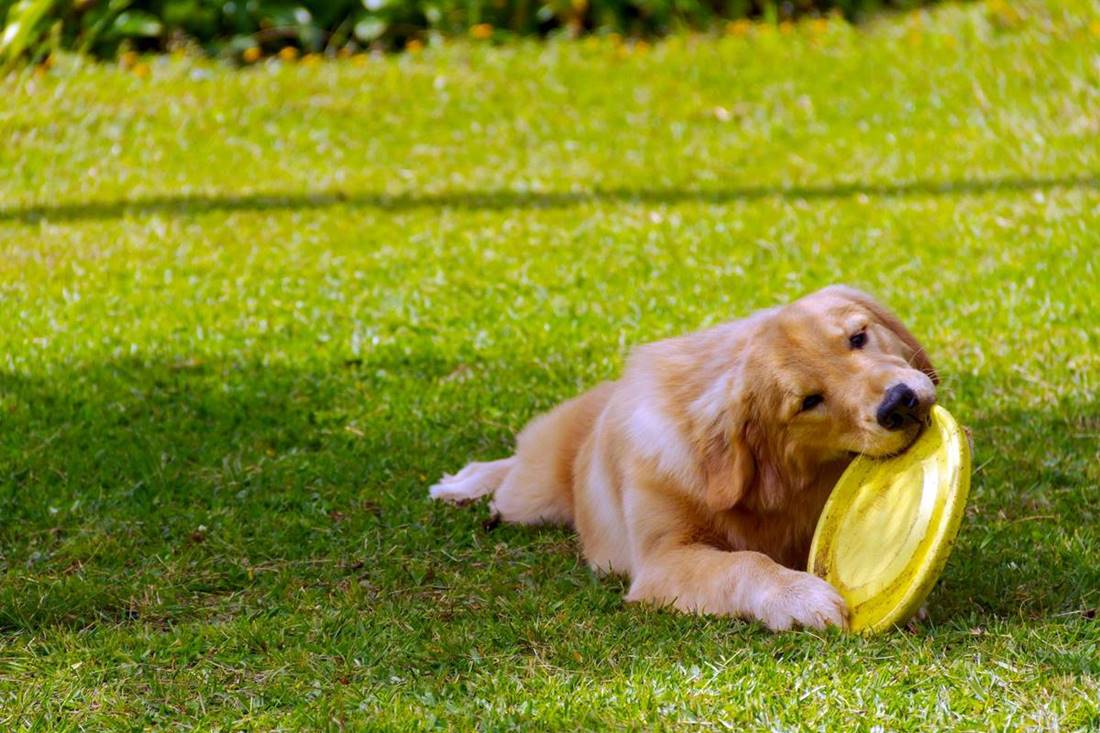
left=855, top=416, right=931, bottom=460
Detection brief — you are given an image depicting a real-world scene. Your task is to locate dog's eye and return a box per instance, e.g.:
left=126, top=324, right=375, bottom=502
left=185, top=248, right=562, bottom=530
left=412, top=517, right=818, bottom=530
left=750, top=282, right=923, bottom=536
left=801, top=394, right=824, bottom=411
left=849, top=331, right=867, bottom=349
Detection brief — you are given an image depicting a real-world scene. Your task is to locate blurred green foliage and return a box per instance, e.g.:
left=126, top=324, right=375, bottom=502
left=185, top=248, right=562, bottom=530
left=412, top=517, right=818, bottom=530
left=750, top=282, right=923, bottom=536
left=1, top=0, right=929, bottom=63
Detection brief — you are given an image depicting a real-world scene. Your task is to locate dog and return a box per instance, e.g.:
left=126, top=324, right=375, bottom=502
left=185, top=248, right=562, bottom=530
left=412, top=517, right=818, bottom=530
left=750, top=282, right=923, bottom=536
left=430, top=285, right=938, bottom=631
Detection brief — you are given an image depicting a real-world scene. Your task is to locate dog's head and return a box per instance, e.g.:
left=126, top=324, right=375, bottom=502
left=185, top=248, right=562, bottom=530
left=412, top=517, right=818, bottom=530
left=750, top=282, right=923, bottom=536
left=704, top=286, right=938, bottom=511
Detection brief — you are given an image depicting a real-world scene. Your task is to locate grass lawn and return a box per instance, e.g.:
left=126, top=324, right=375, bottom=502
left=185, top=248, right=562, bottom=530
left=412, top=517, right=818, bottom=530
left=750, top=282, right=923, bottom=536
left=1, top=0, right=1098, bottom=728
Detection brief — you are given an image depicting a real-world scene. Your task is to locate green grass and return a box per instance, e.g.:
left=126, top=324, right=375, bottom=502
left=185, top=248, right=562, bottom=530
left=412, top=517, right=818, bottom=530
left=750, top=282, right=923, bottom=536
left=1, top=1, right=1098, bottom=728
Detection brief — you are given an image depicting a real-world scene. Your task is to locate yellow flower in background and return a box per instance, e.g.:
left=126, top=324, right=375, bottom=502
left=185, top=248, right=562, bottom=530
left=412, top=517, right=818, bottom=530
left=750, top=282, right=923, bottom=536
left=119, top=50, right=138, bottom=69
left=406, top=39, right=424, bottom=53
left=810, top=17, right=829, bottom=35
left=779, top=21, right=793, bottom=34
left=132, top=62, right=151, bottom=78
left=1089, top=20, right=1100, bottom=36
left=302, top=53, right=322, bottom=66
left=351, top=53, right=369, bottom=65
left=278, top=46, right=299, bottom=61
left=471, top=23, right=493, bottom=40
left=242, top=46, right=262, bottom=63
left=634, top=39, right=650, bottom=55
left=726, top=19, right=751, bottom=36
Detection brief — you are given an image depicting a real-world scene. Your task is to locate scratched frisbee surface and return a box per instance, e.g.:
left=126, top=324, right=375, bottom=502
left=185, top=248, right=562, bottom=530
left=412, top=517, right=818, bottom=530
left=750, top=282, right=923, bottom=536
left=808, top=405, right=971, bottom=634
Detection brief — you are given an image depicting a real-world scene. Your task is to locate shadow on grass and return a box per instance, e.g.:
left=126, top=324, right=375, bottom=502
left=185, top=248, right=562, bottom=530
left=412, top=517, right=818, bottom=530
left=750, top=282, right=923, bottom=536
left=0, top=358, right=421, bottom=631
left=927, top=398, right=1099, bottom=628
left=0, top=358, right=1094, bottom=638
left=2, top=173, right=1098, bottom=224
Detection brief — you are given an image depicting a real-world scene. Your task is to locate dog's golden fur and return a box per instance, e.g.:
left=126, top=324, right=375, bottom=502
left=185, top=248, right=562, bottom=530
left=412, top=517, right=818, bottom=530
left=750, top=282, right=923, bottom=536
left=431, top=286, right=938, bottom=631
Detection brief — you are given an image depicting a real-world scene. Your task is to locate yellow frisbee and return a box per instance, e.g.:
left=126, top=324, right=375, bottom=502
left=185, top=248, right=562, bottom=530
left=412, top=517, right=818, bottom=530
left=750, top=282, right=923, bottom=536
left=808, top=405, right=971, bottom=634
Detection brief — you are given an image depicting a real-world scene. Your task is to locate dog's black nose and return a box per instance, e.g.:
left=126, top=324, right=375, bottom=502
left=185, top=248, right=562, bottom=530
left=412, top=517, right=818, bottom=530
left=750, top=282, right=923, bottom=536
left=877, top=384, right=921, bottom=431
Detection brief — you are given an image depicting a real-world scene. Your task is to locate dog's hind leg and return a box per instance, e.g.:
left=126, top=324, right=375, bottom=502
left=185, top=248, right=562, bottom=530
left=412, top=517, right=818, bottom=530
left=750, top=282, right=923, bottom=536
left=489, top=381, right=616, bottom=527
left=430, top=381, right=616, bottom=528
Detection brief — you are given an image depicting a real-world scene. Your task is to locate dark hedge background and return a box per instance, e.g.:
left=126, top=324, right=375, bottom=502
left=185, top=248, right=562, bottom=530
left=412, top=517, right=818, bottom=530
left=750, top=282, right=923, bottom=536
left=1, top=0, right=932, bottom=62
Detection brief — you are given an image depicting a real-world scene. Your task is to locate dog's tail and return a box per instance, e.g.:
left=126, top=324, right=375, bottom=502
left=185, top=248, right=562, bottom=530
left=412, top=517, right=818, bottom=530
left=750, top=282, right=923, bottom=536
left=428, top=458, right=516, bottom=506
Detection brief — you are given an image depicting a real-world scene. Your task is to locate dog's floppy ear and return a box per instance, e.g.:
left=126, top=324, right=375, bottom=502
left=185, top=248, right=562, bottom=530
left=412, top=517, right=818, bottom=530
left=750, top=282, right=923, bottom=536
left=702, top=423, right=755, bottom=512
left=832, top=285, right=939, bottom=385
left=703, top=418, right=788, bottom=512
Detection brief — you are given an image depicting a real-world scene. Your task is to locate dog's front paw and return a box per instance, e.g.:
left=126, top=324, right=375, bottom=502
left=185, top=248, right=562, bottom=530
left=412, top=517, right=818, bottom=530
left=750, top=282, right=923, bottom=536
left=756, top=570, right=849, bottom=632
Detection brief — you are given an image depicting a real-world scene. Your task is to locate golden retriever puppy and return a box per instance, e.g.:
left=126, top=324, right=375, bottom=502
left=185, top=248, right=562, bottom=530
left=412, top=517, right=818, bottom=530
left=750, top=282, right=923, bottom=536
left=430, top=286, right=938, bottom=631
